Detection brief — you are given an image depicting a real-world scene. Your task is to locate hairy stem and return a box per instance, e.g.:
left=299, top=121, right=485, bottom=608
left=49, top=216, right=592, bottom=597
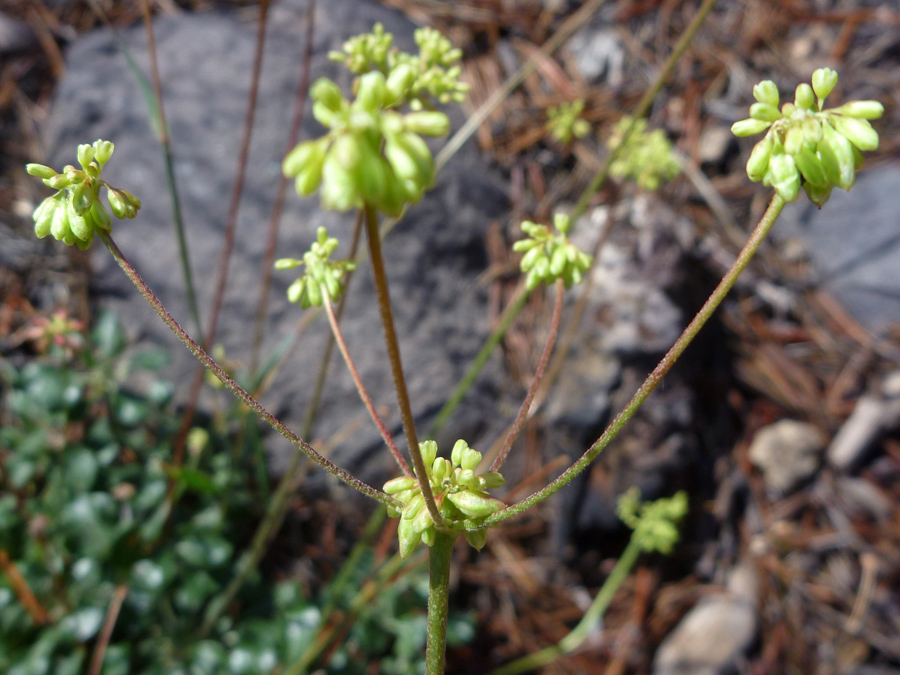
left=425, top=531, right=456, bottom=675
left=481, top=193, right=786, bottom=527
left=491, top=279, right=564, bottom=472
left=323, top=292, right=412, bottom=476
left=363, top=203, right=444, bottom=527
left=98, top=230, right=398, bottom=509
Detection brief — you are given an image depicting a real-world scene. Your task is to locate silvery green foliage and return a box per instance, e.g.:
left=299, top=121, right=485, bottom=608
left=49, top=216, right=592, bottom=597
left=513, top=213, right=593, bottom=291
left=275, top=226, right=356, bottom=309
left=383, top=439, right=505, bottom=557
left=732, top=68, right=883, bottom=206
left=27, top=140, right=141, bottom=250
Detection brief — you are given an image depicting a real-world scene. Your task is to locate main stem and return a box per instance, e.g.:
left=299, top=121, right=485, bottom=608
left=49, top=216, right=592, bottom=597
left=426, top=531, right=456, bottom=675
left=482, top=193, right=786, bottom=527
left=363, top=203, right=444, bottom=527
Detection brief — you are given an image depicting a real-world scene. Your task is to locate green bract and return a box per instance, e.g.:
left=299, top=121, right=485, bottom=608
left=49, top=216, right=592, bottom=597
left=383, top=439, right=505, bottom=557
left=546, top=99, right=591, bottom=144
left=275, top=226, right=356, bottom=309
left=513, top=213, right=593, bottom=291
left=732, top=67, right=883, bottom=206
left=607, top=116, right=681, bottom=191
left=26, top=140, right=140, bottom=250
left=616, top=488, right=688, bottom=555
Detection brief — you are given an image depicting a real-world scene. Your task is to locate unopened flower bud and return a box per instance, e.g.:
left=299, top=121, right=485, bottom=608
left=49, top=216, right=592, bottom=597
left=77, top=144, right=95, bottom=169
left=746, top=134, right=773, bottom=182
left=93, top=139, right=114, bottom=166
left=830, top=100, right=884, bottom=120
left=446, top=491, right=503, bottom=518
left=26, top=164, right=57, bottom=179
left=768, top=151, right=800, bottom=202
left=794, top=83, right=815, bottom=111
left=752, top=80, right=780, bottom=108
left=749, top=102, right=781, bottom=122
left=403, top=111, right=450, bottom=137
left=312, top=78, right=344, bottom=112
left=731, top=118, right=772, bottom=137
left=811, top=67, right=838, bottom=103
left=830, top=115, right=879, bottom=152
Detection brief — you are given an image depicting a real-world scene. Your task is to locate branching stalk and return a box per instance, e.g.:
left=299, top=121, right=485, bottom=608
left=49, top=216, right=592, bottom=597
left=322, top=292, right=412, bottom=476
left=491, top=279, right=564, bottom=472
left=97, top=230, right=398, bottom=509
left=481, top=193, right=786, bottom=527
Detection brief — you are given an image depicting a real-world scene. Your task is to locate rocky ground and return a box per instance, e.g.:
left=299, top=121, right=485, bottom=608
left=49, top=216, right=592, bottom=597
left=1, top=1, right=899, bottom=673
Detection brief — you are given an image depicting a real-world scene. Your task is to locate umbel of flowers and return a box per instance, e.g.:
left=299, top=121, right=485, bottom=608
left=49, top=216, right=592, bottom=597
left=383, top=439, right=505, bottom=557
left=27, top=140, right=141, bottom=250
left=732, top=68, right=883, bottom=206
left=513, top=213, right=593, bottom=291
left=275, top=226, right=356, bottom=309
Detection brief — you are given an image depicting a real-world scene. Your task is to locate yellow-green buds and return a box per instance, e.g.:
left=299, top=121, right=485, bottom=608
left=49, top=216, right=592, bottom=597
left=513, top=213, right=593, bottom=291
left=732, top=68, right=883, bottom=206
left=607, top=116, right=681, bottom=191
left=546, top=100, right=591, bottom=144
left=283, top=72, right=449, bottom=217
left=383, top=439, right=505, bottom=558
left=26, top=139, right=140, bottom=249
left=276, top=226, right=355, bottom=309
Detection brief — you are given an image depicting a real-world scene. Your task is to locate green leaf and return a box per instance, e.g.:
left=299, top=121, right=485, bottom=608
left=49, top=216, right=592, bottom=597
left=91, top=310, right=126, bottom=359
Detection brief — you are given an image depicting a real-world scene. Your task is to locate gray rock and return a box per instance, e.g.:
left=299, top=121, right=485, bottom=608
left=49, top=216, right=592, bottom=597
left=0, top=12, right=35, bottom=54
left=44, top=0, right=512, bottom=482
left=748, top=419, right=825, bottom=496
left=565, top=26, right=624, bottom=86
left=653, top=565, right=759, bottom=675
left=827, top=395, right=900, bottom=470
left=774, top=166, right=900, bottom=335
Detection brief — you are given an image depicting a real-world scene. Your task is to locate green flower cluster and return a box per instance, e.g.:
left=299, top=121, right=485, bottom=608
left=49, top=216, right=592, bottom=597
left=383, top=440, right=505, bottom=557
left=607, top=116, right=681, bottom=191
left=513, top=213, right=593, bottom=291
left=275, top=226, right=356, bottom=309
left=26, top=140, right=141, bottom=250
left=546, top=100, right=591, bottom=144
left=732, top=68, right=883, bottom=206
left=282, top=71, right=450, bottom=216
left=616, top=488, right=688, bottom=555
left=329, top=23, right=469, bottom=111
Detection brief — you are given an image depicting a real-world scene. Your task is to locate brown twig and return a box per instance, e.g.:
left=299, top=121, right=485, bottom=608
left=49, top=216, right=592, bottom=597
left=0, top=549, right=49, bottom=625
left=87, top=584, right=129, bottom=675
